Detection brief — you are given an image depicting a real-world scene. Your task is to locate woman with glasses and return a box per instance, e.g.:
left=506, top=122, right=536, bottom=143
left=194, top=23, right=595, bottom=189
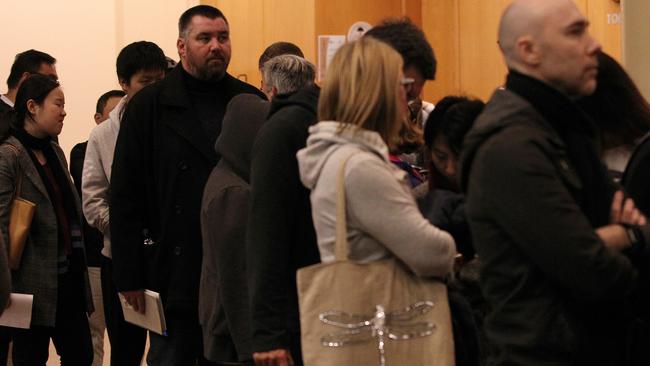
left=297, top=37, right=456, bottom=278
left=0, top=74, right=93, bottom=365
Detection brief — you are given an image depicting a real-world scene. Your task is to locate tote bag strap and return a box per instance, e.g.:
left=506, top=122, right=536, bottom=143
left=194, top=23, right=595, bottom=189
left=334, top=151, right=361, bottom=261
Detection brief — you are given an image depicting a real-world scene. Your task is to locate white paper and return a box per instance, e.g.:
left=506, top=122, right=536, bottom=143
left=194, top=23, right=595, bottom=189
left=119, top=290, right=167, bottom=335
left=0, top=293, right=33, bottom=329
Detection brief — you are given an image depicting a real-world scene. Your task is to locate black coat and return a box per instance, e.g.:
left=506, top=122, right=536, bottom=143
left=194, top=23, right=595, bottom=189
left=460, top=88, right=646, bottom=366
left=246, top=86, right=321, bottom=361
left=109, top=65, right=264, bottom=315
left=70, top=142, right=103, bottom=267
left=0, top=98, right=12, bottom=138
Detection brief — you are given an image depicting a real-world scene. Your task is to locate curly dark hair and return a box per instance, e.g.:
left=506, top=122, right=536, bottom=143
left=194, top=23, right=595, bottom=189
left=365, top=18, right=436, bottom=80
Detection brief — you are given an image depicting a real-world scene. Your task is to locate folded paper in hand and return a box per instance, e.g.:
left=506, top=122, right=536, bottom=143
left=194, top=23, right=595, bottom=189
left=0, top=293, right=33, bottom=329
left=119, top=290, right=167, bottom=335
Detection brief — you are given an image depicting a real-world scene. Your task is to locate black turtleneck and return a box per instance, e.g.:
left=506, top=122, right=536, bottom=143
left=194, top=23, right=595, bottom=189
left=181, top=66, right=233, bottom=145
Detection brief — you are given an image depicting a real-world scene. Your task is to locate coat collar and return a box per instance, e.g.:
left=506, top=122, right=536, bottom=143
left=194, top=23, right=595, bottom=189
left=6, top=136, right=56, bottom=199
left=158, top=65, right=218, bottom=165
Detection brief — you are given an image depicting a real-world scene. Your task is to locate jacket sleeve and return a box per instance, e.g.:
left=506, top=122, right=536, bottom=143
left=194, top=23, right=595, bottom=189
left=345, top=155, right=456, bottom=278
left=109, top=97, right=148, bottom=292
left=82, top=129, right=110, bottom=235
left=476, top=136, right=638, bottom=301
left=246, top=121, right=300, bottom=352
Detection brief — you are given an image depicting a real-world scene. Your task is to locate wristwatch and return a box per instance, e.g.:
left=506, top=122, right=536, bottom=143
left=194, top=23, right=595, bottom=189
left=622, top=224, right=645, bottom=256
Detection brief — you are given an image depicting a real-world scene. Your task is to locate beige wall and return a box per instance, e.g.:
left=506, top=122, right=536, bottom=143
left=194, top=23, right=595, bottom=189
left=623, top=0, right=650, bottom=101
left=0, top=0, right=197, bottom=160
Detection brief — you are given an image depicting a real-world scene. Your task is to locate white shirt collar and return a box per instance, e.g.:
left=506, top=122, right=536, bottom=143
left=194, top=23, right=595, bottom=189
left=0, top=94, right=13, bottom=108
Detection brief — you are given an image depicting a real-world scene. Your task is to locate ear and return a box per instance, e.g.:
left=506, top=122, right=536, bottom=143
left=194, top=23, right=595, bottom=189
left=271, top=86, right=279, bottom=98
left=94, top=113, right=103, bottom=124
left=516, top=36, right=542, bottom=66
left=118, top=78, right=129, bottom=92
left=26, top=99, right=38, bottom=115
left=177, top=37, right=186, bottom=60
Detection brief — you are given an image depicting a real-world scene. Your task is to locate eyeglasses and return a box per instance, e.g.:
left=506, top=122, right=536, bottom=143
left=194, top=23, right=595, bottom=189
left=400, top=77, right=415, bottom=94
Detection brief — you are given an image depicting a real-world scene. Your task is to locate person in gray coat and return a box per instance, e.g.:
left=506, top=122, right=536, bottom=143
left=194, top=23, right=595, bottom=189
left=200, top=94, right=269, bottom=365
left=0, top=75, right=93, bottom=365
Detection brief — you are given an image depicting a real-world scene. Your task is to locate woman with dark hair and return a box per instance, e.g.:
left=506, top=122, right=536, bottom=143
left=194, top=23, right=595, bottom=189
left=0, top=74, right=93, bottom=365
left=578, top=51, right=650, bottom=179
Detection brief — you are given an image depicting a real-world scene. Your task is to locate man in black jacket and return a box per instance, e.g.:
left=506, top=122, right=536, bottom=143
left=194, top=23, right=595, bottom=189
left=247, top=83, right=320, bottom=366
left=110, top=5, right=264, bottom=366
left=460, top=1, right=650, bottom=365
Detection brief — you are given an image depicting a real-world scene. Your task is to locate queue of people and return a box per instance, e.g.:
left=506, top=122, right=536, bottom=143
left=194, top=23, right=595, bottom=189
left=1, top=0, right=650, bottom=365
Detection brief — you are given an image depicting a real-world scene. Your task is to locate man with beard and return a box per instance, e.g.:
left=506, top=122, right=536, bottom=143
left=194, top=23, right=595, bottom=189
left=109, top=5, right=265, bottom=365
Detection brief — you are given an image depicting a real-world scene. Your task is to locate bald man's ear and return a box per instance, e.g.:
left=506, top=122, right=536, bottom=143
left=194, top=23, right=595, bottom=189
left=515, top=36, right=542, bottom=67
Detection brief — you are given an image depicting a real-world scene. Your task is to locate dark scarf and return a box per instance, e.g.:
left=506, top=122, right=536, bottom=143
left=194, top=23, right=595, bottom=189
left=11, top=128, right=80, bottom=255
left=506, top=71, right=614, bottom=227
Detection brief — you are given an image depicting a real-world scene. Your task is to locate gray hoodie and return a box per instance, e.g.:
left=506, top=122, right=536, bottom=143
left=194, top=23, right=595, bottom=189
left=297, top=121, right=456, bottom=277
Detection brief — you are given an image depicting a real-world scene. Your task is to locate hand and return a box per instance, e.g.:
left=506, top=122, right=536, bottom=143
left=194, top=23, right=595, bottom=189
left=596, top=225, right=631, bottom=252
left=253, top=349, right=294, bottom=366
left=120, top=290, right=145, bottom=314
left=610, top=191, right=647, bottom=226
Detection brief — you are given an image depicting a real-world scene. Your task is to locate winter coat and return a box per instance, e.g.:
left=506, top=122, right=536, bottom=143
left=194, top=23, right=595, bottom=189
left=246, top=86, right=321, bottom=360
left=460, top=87, right=648, bottom=366
left=200, top=93, right=269, bottom=363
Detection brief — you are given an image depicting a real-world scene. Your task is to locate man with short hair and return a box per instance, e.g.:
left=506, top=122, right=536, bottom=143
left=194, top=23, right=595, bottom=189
left=70, top=89, right=125, bottom=366
left=83, top=40, right=168, bottom=366
left=459, top=1, right=650, bottom=365
left=110, top=6, right=264, bottom=365
left=246, top=55, right=319, bottom=366
left=260, top=55, right=315, bottom=100
left=258, top=42, right=304, bottom=96
left=0, top=49, right=57, bottom=135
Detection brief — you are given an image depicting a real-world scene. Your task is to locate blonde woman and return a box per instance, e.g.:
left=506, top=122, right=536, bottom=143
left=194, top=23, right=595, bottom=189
left=297, top=37, right=455, bottom=277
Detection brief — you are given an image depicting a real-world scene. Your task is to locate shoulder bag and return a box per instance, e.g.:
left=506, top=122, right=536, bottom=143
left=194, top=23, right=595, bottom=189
left=6, top=144, right=36, bottom=270
left=297, top=152, right=455, bottom=366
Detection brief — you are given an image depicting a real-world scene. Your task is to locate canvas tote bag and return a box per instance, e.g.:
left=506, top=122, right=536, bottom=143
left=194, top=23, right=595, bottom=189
left=6, top=144, right=36, bottom=270
left=297, top=152, right=455, bottom=366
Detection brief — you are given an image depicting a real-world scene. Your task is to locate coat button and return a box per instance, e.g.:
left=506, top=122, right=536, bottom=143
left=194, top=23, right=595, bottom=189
left=174, top=204, right=182, bottom=215
left=178, top=161, right=188, bottom=171
left=173, top=246, right=182, bottom=256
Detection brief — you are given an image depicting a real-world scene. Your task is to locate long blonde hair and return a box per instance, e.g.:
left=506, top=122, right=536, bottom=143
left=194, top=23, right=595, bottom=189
left=318, top=37, right=404, bottom=146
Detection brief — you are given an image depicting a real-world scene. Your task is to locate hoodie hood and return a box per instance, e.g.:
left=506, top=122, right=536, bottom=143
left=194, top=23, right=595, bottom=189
left=297, top=121, right=389, bottom=190
left=459, top=88, right=544, bottom=193
left=216, top=93, right=270, bottom=182
left=268, top=84, right=320, bottom=119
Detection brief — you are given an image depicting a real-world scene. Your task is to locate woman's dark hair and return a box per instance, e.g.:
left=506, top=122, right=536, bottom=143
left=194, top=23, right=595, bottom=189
left=12, top=74, right=60, bottom=131
left=424, top=96, right=484, bottom=155
left=578, top=51, right=650, bottom=150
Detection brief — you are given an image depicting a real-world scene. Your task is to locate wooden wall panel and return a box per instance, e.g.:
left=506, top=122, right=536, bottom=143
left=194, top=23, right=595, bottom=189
left=458, top=0, right=510, bottom=101
left=314, top=0, right=404, bottom=37
left=587, top=0, right=622, bottom=61
left=421, top=0, right=460, bottom=103
left=204, top=0, right=315, bottom=89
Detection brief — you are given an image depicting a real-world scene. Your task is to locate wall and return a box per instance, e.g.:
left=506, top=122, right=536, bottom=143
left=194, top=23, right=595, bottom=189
left=421, top=0, right=622, bottom=102
left=623, top=0, right=650, bottom=101
left=0, top=0, right=197, bottom=160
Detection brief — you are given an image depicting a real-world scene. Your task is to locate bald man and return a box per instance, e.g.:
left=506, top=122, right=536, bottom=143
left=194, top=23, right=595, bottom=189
left=459, top=0, right=650, bottom=365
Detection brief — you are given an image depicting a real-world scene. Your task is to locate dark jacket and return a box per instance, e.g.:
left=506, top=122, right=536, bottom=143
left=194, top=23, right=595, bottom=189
left=109, top=65, right=264, bottom=315
left=70, top=142, right=103, bottom=267
left=623, top=134, right=650, bottom=215
left=460, top=87, right=646, bottom=366
left=0, top=98, right=12, bottom=139
left=200, top=94, right=269, bottom=363
left=246, top=86, right=321, bottom=360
